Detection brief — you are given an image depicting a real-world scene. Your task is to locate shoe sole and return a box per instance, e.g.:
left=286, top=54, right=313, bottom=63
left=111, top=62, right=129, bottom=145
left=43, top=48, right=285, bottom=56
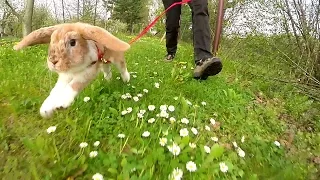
left=194, top=58, right=222, bottom=80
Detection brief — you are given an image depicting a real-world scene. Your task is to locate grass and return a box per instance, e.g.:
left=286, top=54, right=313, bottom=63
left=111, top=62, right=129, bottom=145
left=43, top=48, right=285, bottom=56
left=0, top=35, right=319, bottom=180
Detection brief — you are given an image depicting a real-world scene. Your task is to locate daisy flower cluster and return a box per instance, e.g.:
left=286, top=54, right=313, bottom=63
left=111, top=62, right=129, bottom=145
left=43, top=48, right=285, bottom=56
left=117, top=83, right=250, bottom=178
left=76, top=140, right=103, bottom=179
left=79, top=140, right=100, bottom=158
left=121, top=88, right=149, bottom=102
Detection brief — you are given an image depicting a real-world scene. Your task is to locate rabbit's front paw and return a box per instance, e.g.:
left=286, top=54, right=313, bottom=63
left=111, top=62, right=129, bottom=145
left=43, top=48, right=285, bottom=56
left=121, top=71, right=130, bottom=82
left=52, top=86, right=77, bottom=109
left=40, top=96, right=56, bottom=118
left=39, top=86, right=78, bottom=118
left=53, top=95, right=75, bottom=109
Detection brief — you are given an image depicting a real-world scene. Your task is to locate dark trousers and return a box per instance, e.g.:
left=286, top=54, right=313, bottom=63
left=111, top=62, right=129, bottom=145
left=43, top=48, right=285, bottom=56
left=162, top=0, right=213, bottom=62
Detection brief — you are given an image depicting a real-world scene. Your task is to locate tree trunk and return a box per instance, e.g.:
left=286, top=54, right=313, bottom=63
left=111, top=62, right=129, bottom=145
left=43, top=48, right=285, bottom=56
left=93, top=0, right=98, bottom=25
left=62, top=0, right=65, bottom=23
left=53, top=0, right=59, bottom=23
left=77, top=0, right=80, bottom=21
left=22, top=0, right=35, bottom=36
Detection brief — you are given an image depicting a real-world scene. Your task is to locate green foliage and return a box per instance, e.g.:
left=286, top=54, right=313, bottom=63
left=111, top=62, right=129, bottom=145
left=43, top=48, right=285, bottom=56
left=0, top=35, right=319, bottom=179
left=31, top=5, right=56, bottom=30
left=112, top=0, right=149, bottom=33
left=179, top=4, right=192, bottom=42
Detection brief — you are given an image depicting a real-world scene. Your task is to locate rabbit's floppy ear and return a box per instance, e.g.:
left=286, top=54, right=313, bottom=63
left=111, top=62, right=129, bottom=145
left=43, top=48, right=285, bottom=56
left=13, top=25, right=59, bottom=50
left=77, top=23, right=130, bottom=52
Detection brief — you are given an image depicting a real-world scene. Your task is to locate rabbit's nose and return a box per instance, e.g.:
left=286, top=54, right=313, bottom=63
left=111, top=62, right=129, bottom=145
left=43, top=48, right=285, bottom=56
left=52, top=60, right=58, bottom=65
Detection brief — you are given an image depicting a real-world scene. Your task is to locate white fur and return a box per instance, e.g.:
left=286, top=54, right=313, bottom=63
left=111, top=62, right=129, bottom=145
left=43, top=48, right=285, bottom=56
left=40, top=41, right=130, bottom=118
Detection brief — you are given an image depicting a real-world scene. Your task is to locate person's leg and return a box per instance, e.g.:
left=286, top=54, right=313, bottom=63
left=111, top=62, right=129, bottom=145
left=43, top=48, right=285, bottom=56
left=162, top=0, right=182, bottom=61
left=189, top=0, right=222, bottom=79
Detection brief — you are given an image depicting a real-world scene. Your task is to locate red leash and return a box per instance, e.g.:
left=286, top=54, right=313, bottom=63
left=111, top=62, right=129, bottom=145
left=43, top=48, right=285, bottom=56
left=128, top=0, right=191, bottom=44
left=98, top=0, right=191, bottom=63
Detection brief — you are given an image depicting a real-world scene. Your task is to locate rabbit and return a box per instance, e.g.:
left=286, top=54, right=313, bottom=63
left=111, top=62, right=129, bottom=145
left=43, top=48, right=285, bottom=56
left=13, top=22, right=131, bottom=118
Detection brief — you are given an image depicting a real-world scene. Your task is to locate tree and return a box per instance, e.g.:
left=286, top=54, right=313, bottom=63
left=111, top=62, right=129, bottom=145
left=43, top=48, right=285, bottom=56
left=112, top=0, right=149, bottom=33
left=275, top=0, right=320, bottom=81
left=5, top=0, right=35, bottom=37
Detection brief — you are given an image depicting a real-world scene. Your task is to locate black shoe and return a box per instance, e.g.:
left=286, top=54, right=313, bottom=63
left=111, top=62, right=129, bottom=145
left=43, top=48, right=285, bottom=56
left=193, top=57, right=222, bottom=80
left=164, top=54, right=175, bottom=61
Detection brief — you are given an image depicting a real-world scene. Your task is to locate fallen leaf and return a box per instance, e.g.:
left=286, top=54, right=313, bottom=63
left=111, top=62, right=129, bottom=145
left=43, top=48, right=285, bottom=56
left=65, top=164, right=88, bottom=180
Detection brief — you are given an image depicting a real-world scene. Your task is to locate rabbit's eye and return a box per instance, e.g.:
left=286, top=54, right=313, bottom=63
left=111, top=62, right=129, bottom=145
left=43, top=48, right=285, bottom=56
left=70, top=39, right=76, bottom=46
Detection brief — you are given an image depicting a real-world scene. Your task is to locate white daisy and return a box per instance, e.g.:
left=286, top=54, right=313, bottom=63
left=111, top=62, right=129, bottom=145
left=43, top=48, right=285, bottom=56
left=219, top=162, right=228, bottom=173
left=186, top=161, right=197, bottom=172
left=154, top=82, right=160, bottom=88
left=169, top=117, right=176, bottom=123
left=186, top=100, right=192, bottom=106
left=173, top=97, right=178, bottom=100
left=46, top=126, right=57, bottom=134
left=121, top=110, right=128, bottom=115
left=133, top=96, right=139, bottom=102
left=84, top=97, right=90, bottom=102
left=127, top=107, right=133, bottom=113
left=131, top=86, right=136, bottom=89
left=131, top=168, right=136, bottom=172
left=191, top=127, right=198, bottom=135
left=116, top=76, right=121, bottom=80
left=159, top=137, right=167, bottom=146
left=179, top=128, right=189, bottom=137
left=169, top=168, right=183, bottom=180
left=121, top=94, right=127, bottom=99
left=241, top=136, right=245, bottom=143
left=137, top=93, right=143, bottom=98
left=171, top=143, right=181, bottom=156
left=160, top=105, right=167, bottom=111
left=210, top=118, right=216, bottom=125
left=204, top=145, right=211, bottom=154
left=274, top=141, right=280, bottom=147
left=237, top=148, right=245, bottom=158
left=132, top=75, right=137, bottom=78
left=125, top=93, right=132, bottom=99
left=205, top=125, right=211, bottom=131
left=92, top=173, right=104, bottom=180
left=148, top=118, right=155, bottom=123
left=143, top=89, right=149, bottom=93
left=232, top=141, right=238, bottom=148
left=79, top=142, right=88, bottom=148
left=93, top=141, right=100, bottom=147
left=211, top=137, right=219, bottom=142
left=189, top=142, right=196, bottom=149
left=148, top=105, right=156, bottom=111
left=139, top=109, right=146, bottom=114
left=89, top=151, right=98, bottom=158
left=181, top=118, right=189, bottom=124
left=159, top=110, right=169, bottom=118
left=137, top=113, right=144, bottom=118
left=118, top=134, right=125, bottom=138
left=168, top=105, right=175, bottom=112
left=142, top=131, right=150, bottom=137
left=201, top=101, right=207, bottom=106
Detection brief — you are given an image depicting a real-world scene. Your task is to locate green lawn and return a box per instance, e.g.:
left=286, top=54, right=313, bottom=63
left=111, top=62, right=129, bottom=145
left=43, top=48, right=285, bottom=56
left=0, top=36, right=319, bottom=180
